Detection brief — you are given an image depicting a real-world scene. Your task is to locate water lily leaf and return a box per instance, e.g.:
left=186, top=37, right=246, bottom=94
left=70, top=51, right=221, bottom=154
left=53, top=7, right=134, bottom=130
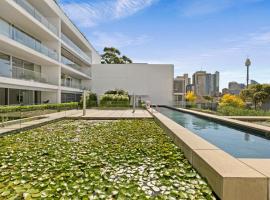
left=0, top=120, right=215, bottom=199
left=1, top=190, right=10, bottom=196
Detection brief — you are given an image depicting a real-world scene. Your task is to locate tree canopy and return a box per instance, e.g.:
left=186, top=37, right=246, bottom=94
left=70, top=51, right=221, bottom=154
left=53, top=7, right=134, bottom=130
left=240, top=84, right=270, bottom=109
left=101, top=47, right=133, bottom=64
left=219, top=94, right=245, bottom=108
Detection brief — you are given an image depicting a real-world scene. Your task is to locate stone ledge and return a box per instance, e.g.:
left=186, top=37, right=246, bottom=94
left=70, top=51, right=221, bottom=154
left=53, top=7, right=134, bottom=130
left=151, top=109, right=269, bottom=200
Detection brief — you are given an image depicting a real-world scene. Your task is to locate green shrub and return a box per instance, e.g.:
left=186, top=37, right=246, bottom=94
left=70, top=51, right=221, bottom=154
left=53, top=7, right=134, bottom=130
left=104, top=89, right=128, bottom=95
left=99, top=94, right=130, bottom=107
left=79, top=92, right=98, bottom=108
left=0, top=102, right=78, bottom=113
left=217, top=106, right=270, bottom=116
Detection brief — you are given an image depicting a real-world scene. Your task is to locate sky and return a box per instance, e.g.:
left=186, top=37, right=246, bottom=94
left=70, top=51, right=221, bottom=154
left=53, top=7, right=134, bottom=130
left=58, top=0, right=270, bottom=89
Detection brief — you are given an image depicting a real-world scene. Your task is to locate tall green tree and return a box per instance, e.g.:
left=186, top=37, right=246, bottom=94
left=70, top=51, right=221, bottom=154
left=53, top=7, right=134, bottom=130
left=101, top=47, right=133, bottom=64
left=240, top=84, right=270, bottom=109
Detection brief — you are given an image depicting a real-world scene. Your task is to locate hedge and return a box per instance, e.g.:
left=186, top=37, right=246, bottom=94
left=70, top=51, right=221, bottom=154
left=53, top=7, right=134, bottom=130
left=0, top=102, right=79, bottom=113
left=99, top=101, right=130, bottom=107
left=217, top=106, right=270, bottom=116
left=99, top=94, right=129, bottom=107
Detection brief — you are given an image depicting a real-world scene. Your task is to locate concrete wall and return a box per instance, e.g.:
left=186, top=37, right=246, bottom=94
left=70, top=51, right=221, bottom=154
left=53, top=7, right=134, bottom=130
left=92, top=64, right=174, bottom=105
left=41, top=91, right=58, bottom=104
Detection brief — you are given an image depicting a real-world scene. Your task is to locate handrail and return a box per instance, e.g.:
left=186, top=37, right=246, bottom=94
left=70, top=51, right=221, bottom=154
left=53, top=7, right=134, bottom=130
left=14, top=0, right=58, bottom=35
left=61, top=33, right=91, bottom=63
left=0, top=18, right=58, bottom=61
left=11, top=66, right=48, bottom=83
left=61, top=78, right=83, bottom=89
left=61, top=56, right=83, bottom=73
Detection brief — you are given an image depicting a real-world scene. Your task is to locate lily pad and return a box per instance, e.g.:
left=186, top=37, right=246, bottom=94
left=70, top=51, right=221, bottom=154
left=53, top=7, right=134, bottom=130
left=0, top=120, right=215, bottom=199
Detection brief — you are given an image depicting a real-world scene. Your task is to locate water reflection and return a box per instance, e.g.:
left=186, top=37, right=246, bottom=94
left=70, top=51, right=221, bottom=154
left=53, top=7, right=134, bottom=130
left=159, top=107, right=270, bottom=158
left=245, top=133, right=250, bottom=141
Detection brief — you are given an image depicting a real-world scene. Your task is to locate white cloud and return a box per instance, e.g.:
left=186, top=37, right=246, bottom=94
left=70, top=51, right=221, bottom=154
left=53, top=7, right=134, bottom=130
left=91, top=31, right=150, bottom=48
left=249, top=31, right=270, bottom=45
left=59, top=0, right=157, bottom=27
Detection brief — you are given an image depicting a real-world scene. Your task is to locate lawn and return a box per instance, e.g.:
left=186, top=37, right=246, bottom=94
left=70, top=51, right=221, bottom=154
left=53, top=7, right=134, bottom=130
left=0, top=120, right=215, bottom=199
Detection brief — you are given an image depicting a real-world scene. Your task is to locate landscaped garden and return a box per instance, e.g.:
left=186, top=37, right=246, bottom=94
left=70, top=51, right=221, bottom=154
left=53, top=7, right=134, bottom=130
left=0, top=102, right=79, bottom=124
left=0, top=119, right=215, bottom=199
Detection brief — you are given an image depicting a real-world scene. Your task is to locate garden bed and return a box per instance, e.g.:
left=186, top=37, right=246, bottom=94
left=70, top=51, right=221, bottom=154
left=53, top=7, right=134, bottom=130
left=0, top=120, right=215, bottom=199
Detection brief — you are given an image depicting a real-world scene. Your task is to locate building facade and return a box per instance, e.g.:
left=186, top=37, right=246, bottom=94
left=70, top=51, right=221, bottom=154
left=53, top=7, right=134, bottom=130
left=173, top=74, right=190, bottom=102
left=192, top=71, right=219, bottom=97
left=0, top=0, right=100, bottom=105
left=0, top=0, right=174, bottom=106
left=92, top=64, right=174, bottom=105
left=228, top=82, right=245, bottom=95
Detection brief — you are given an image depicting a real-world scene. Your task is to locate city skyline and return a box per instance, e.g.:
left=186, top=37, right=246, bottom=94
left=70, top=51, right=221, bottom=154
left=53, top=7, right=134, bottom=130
left=59, top=0, right=270, bottom=90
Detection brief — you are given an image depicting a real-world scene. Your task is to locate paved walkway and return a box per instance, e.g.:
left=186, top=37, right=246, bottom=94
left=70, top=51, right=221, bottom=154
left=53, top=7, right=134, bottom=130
left=0, top=109, right=152, bottom=135
left=0, top=110, right=80, bottom=135
left=70, top=109, right=152, bottom=119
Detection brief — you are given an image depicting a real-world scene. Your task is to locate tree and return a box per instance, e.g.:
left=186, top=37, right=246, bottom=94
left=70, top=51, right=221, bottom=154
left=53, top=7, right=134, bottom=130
left=240, top=84, right=270, bottom=109
left=203, top=96, right=214, bottom=102
left=101, top=47, right=133, bottom=64
left=185, top=91, right=197, bottom=103
left=253, top=91, right=268, bottom=109
left=219, top=94, right=245, bottom=108
left=240, top=89, right=253, bottom=102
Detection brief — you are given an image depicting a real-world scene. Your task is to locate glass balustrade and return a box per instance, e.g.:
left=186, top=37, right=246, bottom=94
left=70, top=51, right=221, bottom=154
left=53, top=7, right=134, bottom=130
left=61, top=56, right=84, bottom=73
left=0, top=18, right=58, bottom=61
left=12, top=66, right=48, bottom=83
left=61, top=33, right=91, bottom=63
left=61, top=56, right=92, bottom=77
left=14, top=0, right=58, bottom=35
left=61, top=77, right=82, bottom=89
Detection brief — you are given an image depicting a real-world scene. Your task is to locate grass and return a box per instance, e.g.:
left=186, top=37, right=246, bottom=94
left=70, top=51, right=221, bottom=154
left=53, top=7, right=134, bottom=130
left=0, top=120, right=215, bottom=199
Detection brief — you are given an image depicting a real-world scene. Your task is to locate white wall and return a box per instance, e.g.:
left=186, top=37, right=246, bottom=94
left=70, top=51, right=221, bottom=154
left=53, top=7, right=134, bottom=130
left=92, top=64, right=174, bottom=105
left=41, top=91, right=59, bottom=104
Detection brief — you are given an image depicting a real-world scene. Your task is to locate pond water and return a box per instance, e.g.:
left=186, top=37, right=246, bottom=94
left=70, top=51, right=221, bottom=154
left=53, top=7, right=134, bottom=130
left=158, top=107, right=270, bottom=158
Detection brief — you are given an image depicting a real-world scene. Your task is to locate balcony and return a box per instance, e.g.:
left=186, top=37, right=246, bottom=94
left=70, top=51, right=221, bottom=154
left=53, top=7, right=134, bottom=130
left=14, top=0, right=58, bottom=35
left=0, top=66, right=56, bottom=85
left=61, top=56, right=91, bottom=77
left=61, top=56, right=84, bottom=73
left=61, top=82, right=83, bottom=90
left=61, top=77, right=83, bottom=90
left=0, top=18, right=58, bottom=61
left=61, top=33, right=91, bottom=64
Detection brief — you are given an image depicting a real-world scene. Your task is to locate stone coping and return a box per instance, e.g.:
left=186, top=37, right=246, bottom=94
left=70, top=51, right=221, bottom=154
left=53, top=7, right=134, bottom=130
left=150, top=108, right=269, bottom=200
left=227, top=116, right=270, bottom=121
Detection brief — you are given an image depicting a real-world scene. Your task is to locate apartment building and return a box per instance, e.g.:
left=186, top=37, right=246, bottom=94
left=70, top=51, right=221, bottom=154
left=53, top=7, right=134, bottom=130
left=192, top=71, right=219, bottom=97
left=0, top=0, right=174, bottom=106
left=0, top=0, right=100, bottom=105
left=173, top=74, right=190, bottom=102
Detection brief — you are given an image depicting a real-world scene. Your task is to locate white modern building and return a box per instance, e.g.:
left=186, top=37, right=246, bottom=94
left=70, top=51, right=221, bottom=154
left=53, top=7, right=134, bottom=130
left=92, top=64, right=174, bottom=105
left=0, top=0, right=173, bottom=106
left=0, top=0, right=100, bottom=105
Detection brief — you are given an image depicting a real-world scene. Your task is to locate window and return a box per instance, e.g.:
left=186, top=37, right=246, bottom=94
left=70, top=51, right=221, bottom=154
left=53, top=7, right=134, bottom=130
left=0, top=52, right=11, bottom=77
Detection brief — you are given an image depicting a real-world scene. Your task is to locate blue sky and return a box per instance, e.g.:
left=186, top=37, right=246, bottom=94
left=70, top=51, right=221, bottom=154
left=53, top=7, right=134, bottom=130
left=59, top=0, right=270, bottom=89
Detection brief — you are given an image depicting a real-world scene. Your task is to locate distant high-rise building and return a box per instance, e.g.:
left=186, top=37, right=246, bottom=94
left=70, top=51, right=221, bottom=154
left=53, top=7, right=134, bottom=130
left=192, top=71, right=219, bottom=97
left=228, top=82, right=245, bottom=95
left=186, top=84, right=195, bottom=93
left=250, top=80, right=259, bottom=85
left=173, top=73, right=190, bottom=102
